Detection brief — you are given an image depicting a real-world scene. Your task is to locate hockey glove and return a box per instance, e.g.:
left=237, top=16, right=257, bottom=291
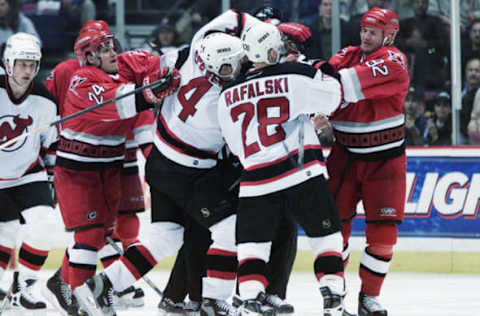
left=277, top=22, right=311, bottom=43
left=142, top=67, right=181, bottom=104
left=319, top=62, right=341, bottom=82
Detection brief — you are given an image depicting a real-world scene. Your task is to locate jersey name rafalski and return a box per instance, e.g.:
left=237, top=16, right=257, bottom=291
left=218, top=62, right=342, bottom=197
left=0, top=76, right=57, bottom=189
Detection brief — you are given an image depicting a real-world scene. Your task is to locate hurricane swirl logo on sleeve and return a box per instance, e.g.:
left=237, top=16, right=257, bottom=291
left=0, top=115, right=33, bottom=152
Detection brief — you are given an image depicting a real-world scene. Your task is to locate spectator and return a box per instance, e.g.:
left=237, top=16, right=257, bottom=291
left=397, top=0, right=449, bottom=99
left=468, top=89, right=480, bottom=144
left=142, top=20, right=185, bottom=56
left=269, top=0, right=319, bottom=23
left=404, top=87, right=426, bottom=146
left=421, top=91, right=452, bottom=145
left=462, top=19, right=480, bottom=72
left=0, top=0, right=39, bottom=45
left=460, top=58, right=480, bottom=144
left=307, top=0, right=348, bottom=59
left=342, top=0, right=387, bottom=46
left=60, top=0, right=96, bottom=49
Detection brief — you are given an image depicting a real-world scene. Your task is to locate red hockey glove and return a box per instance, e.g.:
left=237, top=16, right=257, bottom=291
left=277, top=22, right=311, bottom=43
left=142, top=68, right=181, bottom=104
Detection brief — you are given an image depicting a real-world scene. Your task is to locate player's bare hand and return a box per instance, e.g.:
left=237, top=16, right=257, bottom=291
left=311, top=113, right=331, bottom=132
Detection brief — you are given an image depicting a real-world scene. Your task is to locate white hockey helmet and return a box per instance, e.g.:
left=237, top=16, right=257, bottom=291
left=3, top=32, right=42, bottom=77
left=242, top=22, right=285, bottom=65
left=199, top=32, right=245, bottom=81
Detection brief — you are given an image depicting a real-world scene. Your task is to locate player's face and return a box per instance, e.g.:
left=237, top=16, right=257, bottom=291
left=360, top=26, right=384, bottom=55
left=98, top=40, right=118, bottom=74
left=12, top=59, right=37, bottom=87
left=0, top=0, right=9, bottom=17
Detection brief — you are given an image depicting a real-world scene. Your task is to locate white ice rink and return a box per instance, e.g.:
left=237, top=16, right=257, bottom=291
left=1, top=269, right=479, bottom=316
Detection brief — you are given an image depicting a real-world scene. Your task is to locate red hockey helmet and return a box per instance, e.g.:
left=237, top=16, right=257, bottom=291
left=80, top=20, right=111, bottom=34
left=74, top=29, right=116, bottom=65
left=361, top=7, right=399, bottom=45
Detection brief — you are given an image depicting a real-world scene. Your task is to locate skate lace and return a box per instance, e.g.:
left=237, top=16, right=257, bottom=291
left=362, top=295, right=384, bottom=312
left=60, top=282, right=73, bottom=305
left=106, top=286, right=114, bottom=307
left=216, top=300, right=239, bottom=316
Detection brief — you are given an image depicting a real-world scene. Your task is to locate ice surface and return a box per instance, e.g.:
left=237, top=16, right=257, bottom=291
left=1, top=270, right=478, bottom=316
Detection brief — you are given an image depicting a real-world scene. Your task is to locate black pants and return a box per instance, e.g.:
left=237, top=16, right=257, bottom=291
left=163, top=216, right=298, bottom=302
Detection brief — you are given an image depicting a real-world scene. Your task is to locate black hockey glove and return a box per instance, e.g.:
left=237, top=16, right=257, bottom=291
left=319, top=62, right=341, bottom=82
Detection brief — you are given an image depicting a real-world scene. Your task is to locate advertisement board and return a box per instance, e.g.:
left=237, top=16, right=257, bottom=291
left=351, top=147, right=480, bottom=238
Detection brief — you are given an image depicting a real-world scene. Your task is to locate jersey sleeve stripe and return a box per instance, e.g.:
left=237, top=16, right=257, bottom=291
left=339, top=67, right=365, bottom=103
left=115, top=83, right=137, bottom=119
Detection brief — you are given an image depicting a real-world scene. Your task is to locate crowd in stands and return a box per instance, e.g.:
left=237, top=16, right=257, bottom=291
left=3, top=0, right=480, bottom=145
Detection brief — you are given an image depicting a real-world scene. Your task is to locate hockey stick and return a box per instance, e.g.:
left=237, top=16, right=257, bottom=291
left=0, top=280, right=13, bottom=315
left=0, top=74, right=172, bottom=151
left=105, top=236, right=164, bottom=298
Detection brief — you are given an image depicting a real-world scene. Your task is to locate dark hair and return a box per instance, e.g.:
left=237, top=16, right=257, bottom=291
left=0, top=0, right=20, bottom=32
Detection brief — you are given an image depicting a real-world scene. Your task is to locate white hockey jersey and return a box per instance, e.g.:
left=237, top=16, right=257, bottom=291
left=0, top=76, right=58, bottom=189
left=218, top=62, right=342, bottom=197
left=154, top=10, right=260, bottom=169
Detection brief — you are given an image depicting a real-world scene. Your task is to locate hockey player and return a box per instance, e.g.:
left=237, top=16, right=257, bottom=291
left=43, top=21, right=153, bottom=314
left=218, top=22, right=346, bottom=316
left=52, top=25, right=179, bottom=316
left=319, top=7, right=410, bottom=316
left=72, top=10, right=261, bottom=316
left=0, top=32, right=60, bottom=314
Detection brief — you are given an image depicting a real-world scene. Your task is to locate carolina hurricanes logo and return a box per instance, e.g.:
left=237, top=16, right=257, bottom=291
left=0, top=115, right=33, bottom=152
left=69, top=75, right=87, bottom=97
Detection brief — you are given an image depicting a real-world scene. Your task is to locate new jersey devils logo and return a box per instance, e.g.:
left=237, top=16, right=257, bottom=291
left=0, top=115, right=33, bottom=152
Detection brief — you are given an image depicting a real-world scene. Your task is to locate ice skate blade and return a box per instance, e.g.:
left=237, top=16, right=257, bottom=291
left=73, top=285, right=102, bottom=316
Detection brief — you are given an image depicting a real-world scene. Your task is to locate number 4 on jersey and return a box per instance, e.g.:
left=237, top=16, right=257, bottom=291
left=177, top=77, right=213, bottom=121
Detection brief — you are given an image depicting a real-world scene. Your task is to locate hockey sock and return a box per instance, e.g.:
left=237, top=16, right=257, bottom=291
left=309, top=232, right=344, bottom=284
left=237, top=242, right=271, bottom=301
left=99, top=237, right=121, bottom=268
left=104, top=243, right=157, bottom=292
left=61, top=249, right=70, bottom=284
left=341, top=219, right=353, bottom=269
left=0, top=245, right=13, bottom=280
left=114, top=213, right=140, bottom=250
left=18, top=242, right=49, bottom=274
left=68, top=227, right=104, bottom=290
left=360, top=223, right=397, bottom=296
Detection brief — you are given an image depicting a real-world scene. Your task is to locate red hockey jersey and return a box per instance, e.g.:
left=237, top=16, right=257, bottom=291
left=329, top=45, right=410, bottom=160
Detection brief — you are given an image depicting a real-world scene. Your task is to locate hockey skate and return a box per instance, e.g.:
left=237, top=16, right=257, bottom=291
left=239, top=292, right=275, bottom=316
left=343, top=309, right=358, bottom=316
left=113, top=285, right=145, bottom=309
left=201, top=297, right=240, bottom=316
left=233, top=293, right=294, bottom=315
left=43, top=269, right=82, bottom=316
left=73, top=272, right=116, bottom=316
left=184, top=300, right=201, bottom=316
left=358, top=292, right=387, bottom=316
left=263, top=293, right=294, bottom=315
left=9, top=271, right=47, bottom=316
left=158, top=297, right=185, bottom=315
left=320, top=286, right=344, bottom=316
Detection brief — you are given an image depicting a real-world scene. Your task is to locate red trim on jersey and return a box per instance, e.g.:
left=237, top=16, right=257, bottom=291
left=5, top=75, right=34, bottom=105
